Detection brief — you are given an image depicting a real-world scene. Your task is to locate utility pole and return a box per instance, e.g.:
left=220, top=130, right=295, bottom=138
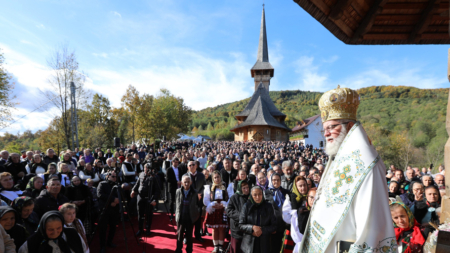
left=70, top=82, right=79, bottom=150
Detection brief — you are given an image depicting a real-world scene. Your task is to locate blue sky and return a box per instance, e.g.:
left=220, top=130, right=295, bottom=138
left=1, top=0, right=449, bottom=135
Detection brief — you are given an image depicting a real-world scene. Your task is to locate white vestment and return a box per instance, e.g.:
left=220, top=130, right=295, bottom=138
left=299, top=122, right=397, bottom=253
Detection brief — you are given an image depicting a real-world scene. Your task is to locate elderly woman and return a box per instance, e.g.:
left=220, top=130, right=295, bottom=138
left=411, top=185, right=441, bottom=236
left=0, top=206, right=28, bottom=251
left=41, top=163, right=67, bottom=187
left=204, top=171, right=229, bottom=253
left=400, top=182, right=424, bottom=208
left=289, top=176, right=309, bottom=210
left=22, top=176, right=43, bottom=198
left=268, top=173, right=290, bottom=253
left=226, top=180, right=250, bottom=253
left=65, top=176, right=92, bottom=223
left=289, top=188, right=317, bottom=253
left=0, top=173, right=23, bottom=205
left=421, top=175, right=434, bottom=187
left=58, top=153, right=77, bottom=175
left=59, top=203, right=89, bottom=253
left=11, top=197, right=39, bottom=236
left=18, top=211, right=87, bottom=253
left=389, top=181, right=401, bottom=198
left=25, top=154, right=48, bottom=175
left=78, top=163, right=100, bottom=184
left=59, top=164, right=72, bottom=187
left=390, top=202, right=425, bottom=252
left=239, top=186, right=276, bottom=253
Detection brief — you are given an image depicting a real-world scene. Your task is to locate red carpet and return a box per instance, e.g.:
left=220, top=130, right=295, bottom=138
left=89, top=213, right=218, bottom=253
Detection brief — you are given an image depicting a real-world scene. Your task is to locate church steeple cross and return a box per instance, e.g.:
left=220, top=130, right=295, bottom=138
left=332, top=165, right=353, bottom=195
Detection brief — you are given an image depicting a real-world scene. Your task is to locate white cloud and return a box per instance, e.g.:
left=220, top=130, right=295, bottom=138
left=36, top=24, right=45, bottom=29
left=92, top=52, right=108, bottom=58
left=112, top=11, right=122, bottom=18
left=294, top=56, right=329, bottom=91
left=20, top=40, right=34, bottom=45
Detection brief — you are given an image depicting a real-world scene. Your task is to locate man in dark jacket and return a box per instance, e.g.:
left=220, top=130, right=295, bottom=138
left=166, top=158, right=183, bottom=220
left=280, top=160, right=295, bottom=191
left=131, top=163, right=161, bottom=236
left=43, top=148, right=59, bottom=165
left=34, top=178, right=70, bottom=218
left=185, top=160, right=206, bottom=242
left=97, top=171, right=120, bottom=253
left=175, top=175, right=200, bottom=253
left=220, top=158, right=238, bottom=189
left=226, top=180, right=250, bottom=253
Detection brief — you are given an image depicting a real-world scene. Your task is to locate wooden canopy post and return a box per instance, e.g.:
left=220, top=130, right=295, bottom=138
left=442, top=49, right=450, bottom=223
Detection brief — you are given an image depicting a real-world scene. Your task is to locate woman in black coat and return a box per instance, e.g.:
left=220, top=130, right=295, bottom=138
left=22, top=176, right=44, bottom=199
left=226, top=180, right=250, bottom=253
left=239, top=186, right=277, bottom=253
left=0, top=206, right=28, bottom=252
left=65, top=176, right=92, bottom=223
left=11, top=197, right=39, bottom=236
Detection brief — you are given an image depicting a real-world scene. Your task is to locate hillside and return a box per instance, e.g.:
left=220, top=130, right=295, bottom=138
left=191, top=86, right=449, bottom=169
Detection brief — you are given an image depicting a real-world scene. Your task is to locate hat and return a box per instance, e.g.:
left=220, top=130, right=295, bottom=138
left=318, top=85, right=360, bottom=123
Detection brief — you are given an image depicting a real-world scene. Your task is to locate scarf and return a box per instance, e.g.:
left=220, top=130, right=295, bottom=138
left=26, top=211, right=82, bottom=253
left=249, top=186, right=264, bottom=207
left=256, top=176, right=268, bottom=190
left=25, top=177, right=42, bottom=197
left=211, top=176, right=226, bottom=192
left=11, top=196, right=39, bottom=225
left=391, top=202, right=425, bottom=252
left=292, top=181, right=307, bottom=203
left=235, top=180, right=247, bottom=196
left=269, top=173, right=285, bottom=208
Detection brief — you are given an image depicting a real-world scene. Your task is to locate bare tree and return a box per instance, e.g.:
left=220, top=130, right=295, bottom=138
left=44, top=44, right=90, bottom=149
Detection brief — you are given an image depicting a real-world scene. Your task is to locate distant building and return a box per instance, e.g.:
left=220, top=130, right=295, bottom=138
left=290, top=115, right=325, bottom=148
left=230, top=7, right=291, bottom=142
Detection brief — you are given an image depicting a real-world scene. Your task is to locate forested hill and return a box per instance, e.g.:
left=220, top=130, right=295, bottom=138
left=191, top=86, right=449, bottom=168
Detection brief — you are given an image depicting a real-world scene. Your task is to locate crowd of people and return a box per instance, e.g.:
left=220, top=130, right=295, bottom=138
left=0, top=138, right=446, bottom=253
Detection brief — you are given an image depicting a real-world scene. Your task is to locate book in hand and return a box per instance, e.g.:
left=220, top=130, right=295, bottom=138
left=336, top=241, right=353, bottom=253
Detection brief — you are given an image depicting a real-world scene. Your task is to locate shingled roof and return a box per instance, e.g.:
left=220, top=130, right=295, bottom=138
left=291, top=114, right=321, bottom=132
left=236, top=82, right=285, bottom=117
left=231, top=96, right=291, bottom=131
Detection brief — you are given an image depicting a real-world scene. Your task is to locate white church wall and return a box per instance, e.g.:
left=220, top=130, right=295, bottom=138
left=304, top=117, right=325, bottom=148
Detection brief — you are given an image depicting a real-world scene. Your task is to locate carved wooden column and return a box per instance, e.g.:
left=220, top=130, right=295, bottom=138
left=442, top=49, right=450, bottom=223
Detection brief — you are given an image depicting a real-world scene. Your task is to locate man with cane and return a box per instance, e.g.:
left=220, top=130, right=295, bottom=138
left=132, top=163, right=161, bottom=237
left=97, top=171, right=120, bottom=253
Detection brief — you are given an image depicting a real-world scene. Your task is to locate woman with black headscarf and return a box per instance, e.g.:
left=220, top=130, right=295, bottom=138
left=22, top=176, right=44, bottom=199
left=65, top=176, right=92, bottom=223
left=239, top=186, right=276, bottom=253
left=0, top=206, right=28, bottom=252
left=411, top=185, right=441, bottom=236
left=18, top=211, right=87, bottom=253
left=11, top=197, right=39, bottom=236
left=226, top=180, right=250, bottom=253
left=268, top=173, right=290, bottom=253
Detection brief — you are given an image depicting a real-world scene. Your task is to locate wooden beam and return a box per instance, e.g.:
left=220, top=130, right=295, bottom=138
left=383, top=3, right=448, bottom=10
left=309, top=0, right=331, bottom=15
left=420, top=33, right=450, bottom=39
left=362, top=33, right=409, bottom=40
left=329, top=0, right=352, bottom=20
left=350, top=0, right=389, bottom=43
left=408, top=0, right=441, bottom=43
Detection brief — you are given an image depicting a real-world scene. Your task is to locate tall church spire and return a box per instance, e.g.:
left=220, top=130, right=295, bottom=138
left=251, top=5, right=274, bottom=91
left=257, top=6, right=269, bottom=63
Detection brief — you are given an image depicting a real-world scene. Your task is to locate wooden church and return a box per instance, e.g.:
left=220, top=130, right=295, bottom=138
left=230, top=7, right=291, bottom=142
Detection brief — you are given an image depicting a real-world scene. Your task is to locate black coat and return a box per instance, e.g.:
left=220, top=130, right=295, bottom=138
left=2, top=160, right=27, bottom=184
left=166, top=167, right=185, bottom=193
left=220, top=168, right=238, bottom=188
left=239, top=201, right=277, bottom=253
left=97, top=180, right=119, bottom=212
left=226, top=193, right=249, bottom=239
left=132, top=172, right=161, bottom=200
left=34, top=189, right=70, bottom=218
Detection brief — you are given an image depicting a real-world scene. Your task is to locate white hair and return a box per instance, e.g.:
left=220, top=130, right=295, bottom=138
left=325, top=124, right=348, bottom=156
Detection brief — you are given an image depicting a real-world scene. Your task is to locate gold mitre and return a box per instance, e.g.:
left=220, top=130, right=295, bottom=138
left=318, top=85, right=360, bottom=123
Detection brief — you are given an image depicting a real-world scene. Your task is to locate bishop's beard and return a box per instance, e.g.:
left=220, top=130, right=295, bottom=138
left=325, top=126, right=348, bottom=157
